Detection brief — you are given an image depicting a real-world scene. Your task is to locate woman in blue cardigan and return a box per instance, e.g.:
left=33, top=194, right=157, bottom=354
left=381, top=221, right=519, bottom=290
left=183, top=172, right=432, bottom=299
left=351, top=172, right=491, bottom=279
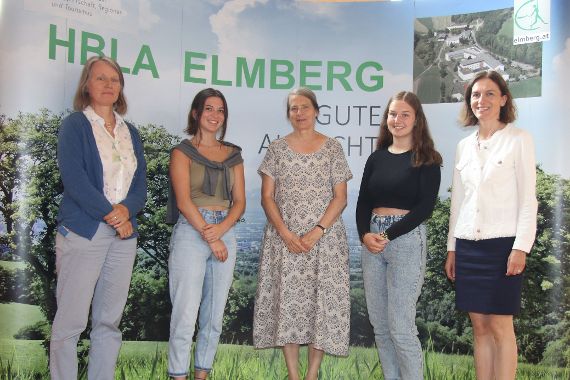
left=50, top=56, right=147, bottom=380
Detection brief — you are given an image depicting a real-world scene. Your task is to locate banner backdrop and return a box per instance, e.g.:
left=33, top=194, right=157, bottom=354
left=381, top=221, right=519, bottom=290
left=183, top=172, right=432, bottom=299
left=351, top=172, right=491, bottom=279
left=1, top=0, right=569, bottom=377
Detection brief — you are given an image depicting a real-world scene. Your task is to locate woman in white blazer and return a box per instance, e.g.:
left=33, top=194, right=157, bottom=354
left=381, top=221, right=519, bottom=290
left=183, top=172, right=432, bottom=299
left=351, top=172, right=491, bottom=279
left=445, top=70, right=537, bottom=380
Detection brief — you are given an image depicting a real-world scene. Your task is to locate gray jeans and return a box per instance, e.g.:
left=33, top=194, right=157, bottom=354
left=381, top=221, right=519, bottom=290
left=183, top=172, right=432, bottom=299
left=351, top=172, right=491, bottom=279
left=361, top=214, right=427, bottom=380
left=50, top=223, right=137, bottom=380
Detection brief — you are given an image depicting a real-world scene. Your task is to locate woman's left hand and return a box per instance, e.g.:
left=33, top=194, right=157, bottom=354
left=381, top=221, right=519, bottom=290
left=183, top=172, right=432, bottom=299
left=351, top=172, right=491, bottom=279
left=201, top=223, right=226, bottom=243
left=115, top=221, right=133, bottom=239
left=300, top=227, right=323, bottom=252
left=209, top=240, right=228, bottom=262
left=104, top=204, right=130, bottom=228
left=506, top=249, right=527, bottom=276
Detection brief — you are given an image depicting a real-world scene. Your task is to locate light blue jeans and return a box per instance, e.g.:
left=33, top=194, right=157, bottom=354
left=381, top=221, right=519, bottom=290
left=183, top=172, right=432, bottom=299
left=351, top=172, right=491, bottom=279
left=361, top=214, right=427, bottom=380
left=168, top=209, right=236, bottom=377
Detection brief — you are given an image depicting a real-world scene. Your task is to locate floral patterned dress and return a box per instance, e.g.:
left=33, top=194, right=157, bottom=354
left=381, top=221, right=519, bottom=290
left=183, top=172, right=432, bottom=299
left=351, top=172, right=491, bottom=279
left=253, top=137, right=352, bottom=356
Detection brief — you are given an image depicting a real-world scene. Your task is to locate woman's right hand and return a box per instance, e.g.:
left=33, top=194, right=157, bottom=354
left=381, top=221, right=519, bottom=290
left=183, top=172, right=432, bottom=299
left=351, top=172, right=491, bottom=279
left=445, top=251, right=456, bottom=281
left=280, top=230, right=306, bottom=254
left=209, top=240, right=228, bottom=262
left=362, top=233, right=388, bottom=254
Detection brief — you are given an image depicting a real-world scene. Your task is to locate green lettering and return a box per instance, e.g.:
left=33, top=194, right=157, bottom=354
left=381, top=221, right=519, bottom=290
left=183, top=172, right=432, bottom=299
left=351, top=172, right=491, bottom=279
left=110, top=38, right=131, bottom=74
left=356, top=61, right=383, bottom=92
left=299, top=60, right=322, bottom=90
left=132, top=45, right=159, bottom=78
left=80, top=31, right=105, bottom=64
left=270, top=60, right=294, bottom=90
left=211, top=55, right=232, bottom=86
left=327, top=61, right=352, bottom=91
left=184, top=51, right=207, bottom=84
left=236, top=57, right=265, bottom=88
left=49, top=24, right=75, bottom=63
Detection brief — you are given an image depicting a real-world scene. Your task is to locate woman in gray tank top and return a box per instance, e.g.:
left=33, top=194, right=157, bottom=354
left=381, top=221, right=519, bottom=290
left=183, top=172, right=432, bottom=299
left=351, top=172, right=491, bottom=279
left=166, top=88, right=245, bottom=380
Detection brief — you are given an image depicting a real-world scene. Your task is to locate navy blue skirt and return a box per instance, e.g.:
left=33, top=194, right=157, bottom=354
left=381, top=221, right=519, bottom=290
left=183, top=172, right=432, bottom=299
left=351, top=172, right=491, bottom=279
left=455, top=237, right=523, bottom=315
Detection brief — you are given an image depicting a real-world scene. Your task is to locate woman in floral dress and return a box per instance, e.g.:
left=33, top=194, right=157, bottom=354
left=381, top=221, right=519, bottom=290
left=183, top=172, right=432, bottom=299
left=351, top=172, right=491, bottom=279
left=253, top=87, right=352, bottom=380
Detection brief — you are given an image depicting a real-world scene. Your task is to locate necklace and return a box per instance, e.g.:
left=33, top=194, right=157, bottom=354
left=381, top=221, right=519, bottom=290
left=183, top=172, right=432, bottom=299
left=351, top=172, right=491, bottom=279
left=103, top=117, right=115, bottom=130
left=477, top=127, right=501, bottom=150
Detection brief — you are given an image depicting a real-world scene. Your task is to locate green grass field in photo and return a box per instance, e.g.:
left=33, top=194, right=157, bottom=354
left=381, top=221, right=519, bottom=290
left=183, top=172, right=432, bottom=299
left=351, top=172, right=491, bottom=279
left=416, top=66, right=442, bottom=104
left=0, top=303, right=45, bottom=339
left=1, top=340, right=568, bottom=379
left=1, top=295, right=569, bottom=379
left=0, top=261, right=27, bottom=272
left=509, top=77, right=542, bottom=98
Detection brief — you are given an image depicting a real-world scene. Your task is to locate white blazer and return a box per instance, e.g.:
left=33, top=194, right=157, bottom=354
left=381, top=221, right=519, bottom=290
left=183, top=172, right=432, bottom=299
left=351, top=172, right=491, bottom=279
left=447, top=123, right=537, bottom=253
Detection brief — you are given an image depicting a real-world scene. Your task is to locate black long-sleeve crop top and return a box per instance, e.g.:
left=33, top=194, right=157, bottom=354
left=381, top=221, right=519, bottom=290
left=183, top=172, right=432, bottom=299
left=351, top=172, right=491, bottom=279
left=356, top=149, right=441, bottom=241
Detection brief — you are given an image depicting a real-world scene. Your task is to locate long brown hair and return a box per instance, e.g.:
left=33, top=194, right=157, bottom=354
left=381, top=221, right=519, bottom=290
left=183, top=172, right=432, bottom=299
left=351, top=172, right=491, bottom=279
left=376, top=91, right=442, bottom=167
left=461, top=70, right=516, bottom=126
left=73, top=56, right=127, bottom=114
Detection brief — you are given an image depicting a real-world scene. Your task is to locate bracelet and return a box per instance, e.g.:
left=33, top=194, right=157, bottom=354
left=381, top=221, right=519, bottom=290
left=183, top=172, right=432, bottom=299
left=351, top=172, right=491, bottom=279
left=316, top=224, right=327, bottom=235
left=378, top=232, right=388, bottom=240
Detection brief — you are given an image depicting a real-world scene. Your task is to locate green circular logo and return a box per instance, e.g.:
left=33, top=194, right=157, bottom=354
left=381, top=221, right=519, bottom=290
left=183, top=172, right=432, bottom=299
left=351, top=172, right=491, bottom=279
left=515, top=0, right=548, bottom=31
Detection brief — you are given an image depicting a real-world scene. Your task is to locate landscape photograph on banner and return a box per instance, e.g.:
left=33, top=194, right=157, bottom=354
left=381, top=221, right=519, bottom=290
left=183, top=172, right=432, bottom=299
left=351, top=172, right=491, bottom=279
left=414, top=7, right=543, bottom=104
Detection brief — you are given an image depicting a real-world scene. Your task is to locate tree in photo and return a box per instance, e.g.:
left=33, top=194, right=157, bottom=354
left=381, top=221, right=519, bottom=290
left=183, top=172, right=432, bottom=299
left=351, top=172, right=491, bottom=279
left=135, top=124, right=178, bottom=271
left=0, top=114, right=22, bottom=257
left=0, top=110, right=64, bottom=338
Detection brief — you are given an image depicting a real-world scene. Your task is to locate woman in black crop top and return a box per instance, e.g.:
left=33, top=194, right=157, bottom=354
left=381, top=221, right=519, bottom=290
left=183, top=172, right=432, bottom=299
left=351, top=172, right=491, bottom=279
left=356, top=91, right=441, bottom=380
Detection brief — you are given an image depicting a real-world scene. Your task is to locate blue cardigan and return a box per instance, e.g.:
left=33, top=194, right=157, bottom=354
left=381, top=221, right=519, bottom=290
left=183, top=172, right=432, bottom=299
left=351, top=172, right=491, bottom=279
left=56, top=112, right=147, bottom=240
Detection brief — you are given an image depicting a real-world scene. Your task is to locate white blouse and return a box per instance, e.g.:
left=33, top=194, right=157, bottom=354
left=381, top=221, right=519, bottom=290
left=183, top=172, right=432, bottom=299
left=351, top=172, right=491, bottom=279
left=83, top=106, right=137, bottom=205
left=447, top=123, right=538, bottom=253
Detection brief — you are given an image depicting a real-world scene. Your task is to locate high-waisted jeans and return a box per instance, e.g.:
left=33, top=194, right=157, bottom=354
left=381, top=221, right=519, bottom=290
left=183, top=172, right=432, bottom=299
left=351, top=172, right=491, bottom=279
left=168, top=209, right=236, bottom=376
left=361, top=214, right=427, bottom=380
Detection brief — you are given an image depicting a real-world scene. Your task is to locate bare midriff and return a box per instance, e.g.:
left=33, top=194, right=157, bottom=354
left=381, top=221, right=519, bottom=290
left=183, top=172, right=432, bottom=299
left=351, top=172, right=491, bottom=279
left=372, top=207, right=409, bottom=216
left=200, top=205, right=229, bottom=211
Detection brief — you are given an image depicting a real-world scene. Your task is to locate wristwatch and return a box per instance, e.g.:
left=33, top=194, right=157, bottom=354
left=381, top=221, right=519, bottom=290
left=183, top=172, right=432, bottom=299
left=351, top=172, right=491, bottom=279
left=316, top=224, right=327, bottom=234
